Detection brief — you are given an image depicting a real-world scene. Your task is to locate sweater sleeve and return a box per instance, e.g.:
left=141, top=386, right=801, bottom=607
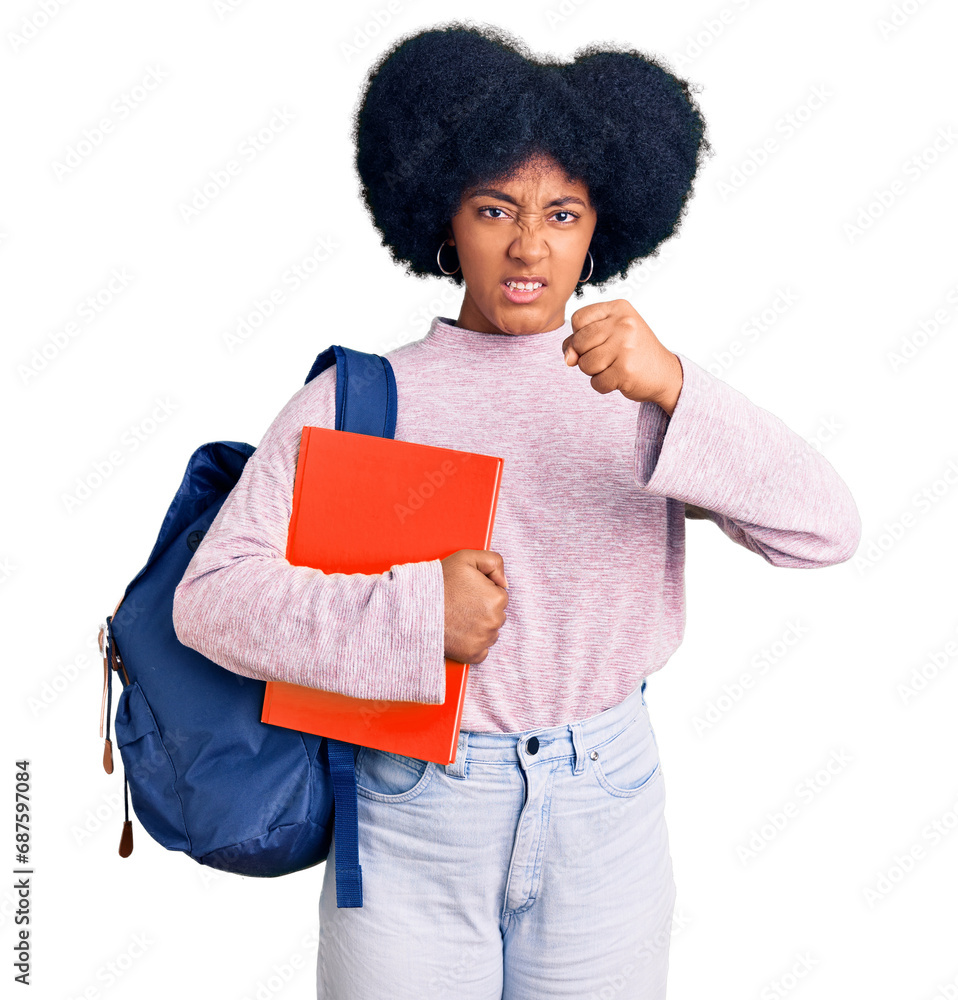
left=634, top=352, right=862, bottom=568
left=171, top=366, right=447, bottom=703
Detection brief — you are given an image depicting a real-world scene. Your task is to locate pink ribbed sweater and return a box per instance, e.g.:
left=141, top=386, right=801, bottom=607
left=171, top=315, right=861, bottom=733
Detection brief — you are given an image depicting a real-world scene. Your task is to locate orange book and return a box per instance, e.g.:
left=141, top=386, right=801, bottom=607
left=261, top=425, right=504, bottom=765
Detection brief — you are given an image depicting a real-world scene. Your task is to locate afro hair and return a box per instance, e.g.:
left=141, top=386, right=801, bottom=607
left=351, top=20, right=713, bottom=296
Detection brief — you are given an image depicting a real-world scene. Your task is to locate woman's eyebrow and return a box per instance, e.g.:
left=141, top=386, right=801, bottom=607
left=467, top=188, right=588, bottom=208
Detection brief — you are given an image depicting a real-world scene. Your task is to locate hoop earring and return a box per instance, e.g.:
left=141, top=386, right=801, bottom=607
left=437, top=240, right=461, bottom=276
left=578, top=249, right=594, bottom=284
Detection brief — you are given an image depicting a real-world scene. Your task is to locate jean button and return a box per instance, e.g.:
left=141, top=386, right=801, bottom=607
left=526, top=736, right=539, bottom=755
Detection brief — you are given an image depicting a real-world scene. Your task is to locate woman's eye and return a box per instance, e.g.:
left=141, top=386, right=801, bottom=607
left=478, top=207, right=579, bottom=222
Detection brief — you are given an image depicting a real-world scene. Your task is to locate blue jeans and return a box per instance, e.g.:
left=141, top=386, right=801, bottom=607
left=318, top=680, right=676, bottom=999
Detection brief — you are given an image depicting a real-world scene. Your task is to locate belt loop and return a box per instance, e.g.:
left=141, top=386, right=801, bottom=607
left=569, top=722, right=586, bottom=775
left=444, top=732, right=469, bottom=779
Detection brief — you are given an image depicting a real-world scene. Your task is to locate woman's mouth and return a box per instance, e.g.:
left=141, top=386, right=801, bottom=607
left=501, top=280, right=546, bottom=304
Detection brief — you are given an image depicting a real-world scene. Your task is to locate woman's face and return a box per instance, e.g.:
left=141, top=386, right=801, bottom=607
left=445, top=154, right=597, bottom=336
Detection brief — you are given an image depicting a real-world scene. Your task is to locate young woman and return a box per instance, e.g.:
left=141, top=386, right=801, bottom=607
left=172, top=22, right=861, bottom=1000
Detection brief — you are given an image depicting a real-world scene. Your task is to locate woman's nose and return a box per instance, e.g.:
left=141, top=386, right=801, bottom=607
left=510, top=226, right=548, bottom=258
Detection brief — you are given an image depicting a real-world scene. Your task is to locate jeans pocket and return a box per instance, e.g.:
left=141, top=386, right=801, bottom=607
left=354, top=747, right=436, bottom=803
left=590, top=710, right=662, bottom=799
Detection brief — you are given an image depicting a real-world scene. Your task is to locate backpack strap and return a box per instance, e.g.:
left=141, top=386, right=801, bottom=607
left=308, top=344, right=397, bottom=908
left=305, top=345, right=398, bottom=439
left=326, top=740, right=363, bottom=907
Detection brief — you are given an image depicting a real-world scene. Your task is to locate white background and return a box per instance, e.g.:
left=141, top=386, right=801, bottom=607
left=3, top=1, right=957, bottom=998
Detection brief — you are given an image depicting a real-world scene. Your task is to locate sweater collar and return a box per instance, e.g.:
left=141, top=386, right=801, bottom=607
left=420, top=315, right=574, bottom=359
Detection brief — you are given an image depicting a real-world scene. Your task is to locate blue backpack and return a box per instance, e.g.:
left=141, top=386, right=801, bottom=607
left=98, top=345, right=398, bottom=909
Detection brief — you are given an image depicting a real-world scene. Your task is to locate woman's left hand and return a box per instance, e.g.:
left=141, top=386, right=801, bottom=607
left=561, top=299, right=684, bottom=416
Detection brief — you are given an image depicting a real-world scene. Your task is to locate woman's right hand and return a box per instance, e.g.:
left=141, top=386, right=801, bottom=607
left=440, top=549, right=509, bottom=665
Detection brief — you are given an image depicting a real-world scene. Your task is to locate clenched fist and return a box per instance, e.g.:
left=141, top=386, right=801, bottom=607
left=562, top=298, right=683, bottom=416
left=440, top=549, right=509, bottom=666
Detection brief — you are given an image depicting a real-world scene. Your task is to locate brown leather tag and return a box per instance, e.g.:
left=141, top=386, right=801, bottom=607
left=119, top=821, right=134, bottom=858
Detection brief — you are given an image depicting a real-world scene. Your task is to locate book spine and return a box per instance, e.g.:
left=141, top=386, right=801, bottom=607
left=261, top=679, right=274, bottom=723
left=484, top=458, right=504, bottom=548
left=448, top=664, right=469, bottom=762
